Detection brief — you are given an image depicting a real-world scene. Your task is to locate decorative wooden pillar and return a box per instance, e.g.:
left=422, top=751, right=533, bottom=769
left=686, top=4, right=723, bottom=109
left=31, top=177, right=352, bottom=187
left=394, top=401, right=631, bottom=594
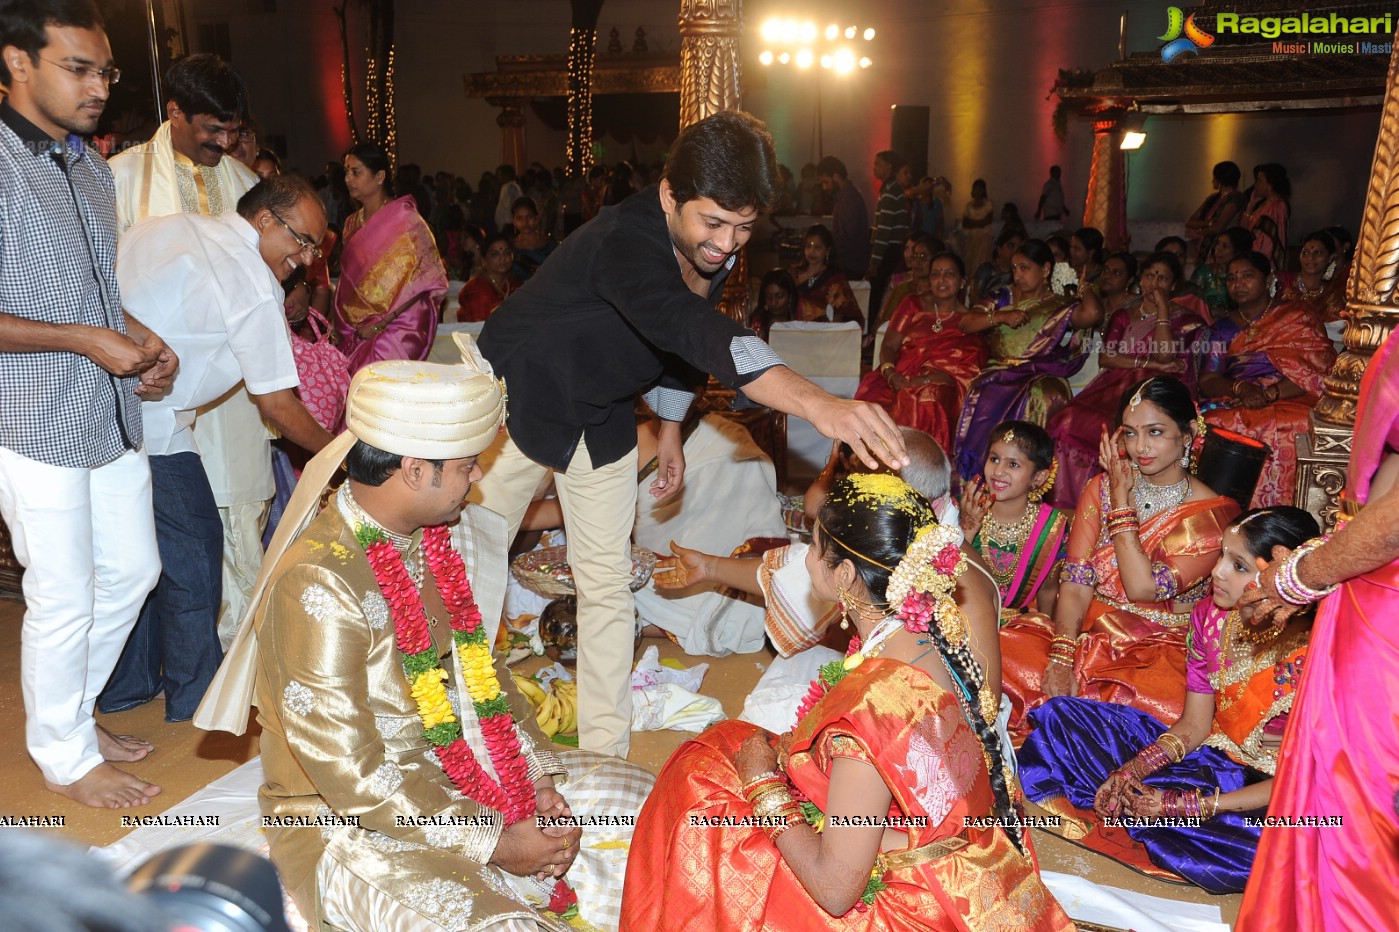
left=678, top=0, right=745, bottom=326
left=1082, top=116, right=1128, bottom=250
left=489, top=97, right=528, bottom=173
left=678, top=0, right=742, bottom=128
left=1295, top=34, right=1399, bottom=529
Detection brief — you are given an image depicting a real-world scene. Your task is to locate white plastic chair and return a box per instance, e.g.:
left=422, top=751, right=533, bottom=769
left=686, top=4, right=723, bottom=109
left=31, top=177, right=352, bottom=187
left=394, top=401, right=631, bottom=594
left=871, top=321, right=891, bottom=368
left=442, top=280, right=466, bottom=322
left=428, top=321, right=485, bottom=363
left=767, top=321, right=863, bottom=480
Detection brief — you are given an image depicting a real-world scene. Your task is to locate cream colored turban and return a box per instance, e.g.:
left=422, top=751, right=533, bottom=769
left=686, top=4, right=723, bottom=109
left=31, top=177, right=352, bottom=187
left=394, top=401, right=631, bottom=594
left=346, top=334, right=506, bottom=459
left=194, top=332, right=506, bottom=734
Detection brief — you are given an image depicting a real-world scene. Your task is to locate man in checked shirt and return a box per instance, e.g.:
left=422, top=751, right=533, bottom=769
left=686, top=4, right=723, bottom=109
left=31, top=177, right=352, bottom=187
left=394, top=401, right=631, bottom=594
left=0, top=0, right=176, bottom=808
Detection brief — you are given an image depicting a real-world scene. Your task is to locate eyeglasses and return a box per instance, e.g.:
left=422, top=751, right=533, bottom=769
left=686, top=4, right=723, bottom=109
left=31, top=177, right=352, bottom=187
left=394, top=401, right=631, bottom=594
left=39, top=57, right=121, bottom=85
left=269, top=210, right=323, bottom=260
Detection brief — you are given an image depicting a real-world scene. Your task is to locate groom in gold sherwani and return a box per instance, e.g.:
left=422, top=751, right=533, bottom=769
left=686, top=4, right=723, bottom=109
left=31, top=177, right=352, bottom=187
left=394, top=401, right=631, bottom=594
left=196, top=338, right=653, bottom=931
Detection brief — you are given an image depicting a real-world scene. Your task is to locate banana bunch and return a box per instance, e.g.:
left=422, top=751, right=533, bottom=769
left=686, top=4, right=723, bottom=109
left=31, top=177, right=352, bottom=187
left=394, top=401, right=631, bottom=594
left=511, top=673, right=578, bottom=737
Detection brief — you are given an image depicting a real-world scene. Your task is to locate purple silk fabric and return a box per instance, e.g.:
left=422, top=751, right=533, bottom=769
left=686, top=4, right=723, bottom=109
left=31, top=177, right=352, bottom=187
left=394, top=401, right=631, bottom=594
left=1019, top=696, right=1266, bottom=894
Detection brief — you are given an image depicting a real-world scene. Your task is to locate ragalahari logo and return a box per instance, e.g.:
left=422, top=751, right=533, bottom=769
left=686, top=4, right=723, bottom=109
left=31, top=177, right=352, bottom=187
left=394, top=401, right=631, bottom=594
left=1159, top=6, right=1216, bottom=62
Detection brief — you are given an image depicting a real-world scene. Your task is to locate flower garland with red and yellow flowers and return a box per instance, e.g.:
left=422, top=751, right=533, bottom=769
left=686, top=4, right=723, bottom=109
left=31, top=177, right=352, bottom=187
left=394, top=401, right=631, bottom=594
left=354, top=519, right=587, bottom=927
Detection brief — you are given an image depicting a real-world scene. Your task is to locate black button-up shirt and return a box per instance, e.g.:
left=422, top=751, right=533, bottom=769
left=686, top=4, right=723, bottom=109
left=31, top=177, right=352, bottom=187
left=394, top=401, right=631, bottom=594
left=0, top=101, right=140, bottom=467
left=479, top=186, right=779, bottom=470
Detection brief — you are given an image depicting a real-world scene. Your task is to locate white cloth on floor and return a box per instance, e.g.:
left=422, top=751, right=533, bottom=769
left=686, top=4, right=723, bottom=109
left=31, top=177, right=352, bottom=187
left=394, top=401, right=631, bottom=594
left=739, top=646, right=842, bottom=734
left=630, top=645, right=724, bottom=732
left=1041, top=870, right=1228, bottom=932
left=633, top=416, right=785, bottom=656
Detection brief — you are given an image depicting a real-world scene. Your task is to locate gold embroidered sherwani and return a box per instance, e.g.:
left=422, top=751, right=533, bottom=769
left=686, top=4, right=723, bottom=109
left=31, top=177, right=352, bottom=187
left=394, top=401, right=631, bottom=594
left=252, top=498, right=646, bottom=931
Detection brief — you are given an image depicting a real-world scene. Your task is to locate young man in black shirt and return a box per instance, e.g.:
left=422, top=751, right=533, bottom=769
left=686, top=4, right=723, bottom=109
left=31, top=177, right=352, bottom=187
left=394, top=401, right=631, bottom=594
left=476, top=111, right=907, bottom=757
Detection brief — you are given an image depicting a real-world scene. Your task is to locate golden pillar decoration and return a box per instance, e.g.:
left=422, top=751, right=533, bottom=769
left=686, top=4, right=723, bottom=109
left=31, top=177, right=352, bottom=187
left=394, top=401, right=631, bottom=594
left=1295, top=33, right=1399, bottom=529
left=490, top=98, right=529, bottom=173
left=678, top=0, right=746, bottom=324
left=1081, top=116, right=1127, bottom=250
left=678, top=0, right=743, bottom=128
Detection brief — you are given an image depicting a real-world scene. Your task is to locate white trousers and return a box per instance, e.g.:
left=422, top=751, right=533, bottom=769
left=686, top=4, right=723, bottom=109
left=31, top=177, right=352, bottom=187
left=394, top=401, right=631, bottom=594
left=216, top=499, right=269, bottom=650
left=472, top=432, right=638, bottom=758
left=0, top=447, right=160, bottom=784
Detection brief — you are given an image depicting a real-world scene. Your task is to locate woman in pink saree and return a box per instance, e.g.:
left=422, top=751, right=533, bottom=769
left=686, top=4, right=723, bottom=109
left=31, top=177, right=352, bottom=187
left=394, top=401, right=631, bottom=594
left=1235, top=324, right=1399, bottom=932
left=333, top=142, right=447, bottom=373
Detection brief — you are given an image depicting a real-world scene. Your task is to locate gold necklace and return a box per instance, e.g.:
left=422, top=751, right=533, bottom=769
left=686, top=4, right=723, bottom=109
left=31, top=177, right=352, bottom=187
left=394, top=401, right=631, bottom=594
left=979, top=502, right=1037, bottom=590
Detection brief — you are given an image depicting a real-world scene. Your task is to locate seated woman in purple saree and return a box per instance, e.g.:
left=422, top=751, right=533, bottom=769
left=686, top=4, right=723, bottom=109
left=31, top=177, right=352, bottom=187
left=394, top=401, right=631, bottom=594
left=1017, top=507, right=1317, bottom=894
left=954, top=239, right=1099, bottom=480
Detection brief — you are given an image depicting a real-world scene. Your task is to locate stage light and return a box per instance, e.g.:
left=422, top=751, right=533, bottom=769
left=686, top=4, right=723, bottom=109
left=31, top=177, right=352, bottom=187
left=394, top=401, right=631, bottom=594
left=778, top=51, right=791, bottom=64
left=820, top=54, right=833, bottom=69
left=759, top=50, right=774, bottom=65
left=863, top=28, right=875, bottom=40
left=825, top=24, right=839, bottom=40
left=859, top=56, right=872, bottom=69
left=844, top=26, right=856, bottom=39
left=833, top=48, right=856, bottom=74
left=795, top=49, right=813, bottom=68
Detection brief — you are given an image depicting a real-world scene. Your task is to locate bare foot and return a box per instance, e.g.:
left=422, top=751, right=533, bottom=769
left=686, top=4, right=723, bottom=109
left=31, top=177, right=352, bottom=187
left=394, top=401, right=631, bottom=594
left=96, top=724, right=154, bottom=762
left=640, top=624, right=667, bottom=638
left=45, top=763, right=162, bottom=809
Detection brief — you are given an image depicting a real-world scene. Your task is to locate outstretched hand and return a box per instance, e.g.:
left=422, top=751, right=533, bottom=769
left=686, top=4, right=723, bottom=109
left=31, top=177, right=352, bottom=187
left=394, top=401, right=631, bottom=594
left=807, top=397, right=909, bottom=471
left=653, top=540, right=714, bottom=590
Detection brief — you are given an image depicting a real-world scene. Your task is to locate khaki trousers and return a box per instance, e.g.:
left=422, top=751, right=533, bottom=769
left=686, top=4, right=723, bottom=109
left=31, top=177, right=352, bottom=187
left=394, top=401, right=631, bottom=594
left=472, top=430, right=638, bottom=758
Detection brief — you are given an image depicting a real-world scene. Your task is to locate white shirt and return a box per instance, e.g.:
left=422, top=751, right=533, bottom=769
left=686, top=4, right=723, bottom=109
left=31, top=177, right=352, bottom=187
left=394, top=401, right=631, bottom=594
left=118, top=212, right=299, bottom=458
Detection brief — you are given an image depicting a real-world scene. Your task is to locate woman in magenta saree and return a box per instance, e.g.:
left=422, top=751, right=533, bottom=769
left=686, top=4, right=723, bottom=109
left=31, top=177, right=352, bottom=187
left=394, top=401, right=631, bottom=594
left=1048, top=251, right=1207, bottom=509
left=1236, top=322, right=1399, bottom=932
left=856, top=252, right=988, bottom=449
left=1017, top=507, right=1317, bottom=894
left=1198, top=253, right=1335, bottom=507
left=333, top=143, right=447, bottom=374
left=953, top=239, right=1097, bottom=481
left=621, top=476, right=1072, bottom=931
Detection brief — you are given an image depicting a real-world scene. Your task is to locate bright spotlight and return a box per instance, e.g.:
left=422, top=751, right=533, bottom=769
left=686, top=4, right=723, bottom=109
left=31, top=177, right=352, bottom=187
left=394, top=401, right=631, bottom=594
left=759, top=50, right=774, bottom=66
left=859, top=56, right=872, bottom=69
left=1120, top=131, right=1147, bottom=150
left=782, top=19, right=801, bottom=43
left=844, top=26, right=857, bottom=39
left=825, top=24, right=839, bottom=40
left=778, top=51, right=791, bottom=64
left=820, top=54, right=833, bottom=69
left=795, top=49, right=814, bottom=68
left=864, top=27, right=876, bottom=41
left=799, top=21, right=817, bottom=43
left=760, top=18, right=779, bottom=43
left=833, top=48, right=856, bottom=74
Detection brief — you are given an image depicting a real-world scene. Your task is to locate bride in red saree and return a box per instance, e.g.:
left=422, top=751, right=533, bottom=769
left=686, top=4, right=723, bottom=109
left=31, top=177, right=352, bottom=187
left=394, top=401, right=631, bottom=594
left=621, top=475, right=1072, bottom=931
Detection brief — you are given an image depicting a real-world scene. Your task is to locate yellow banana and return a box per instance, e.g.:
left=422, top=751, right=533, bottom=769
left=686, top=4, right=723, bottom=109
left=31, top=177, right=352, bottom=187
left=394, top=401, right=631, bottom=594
left=511, top=673, right=546, bottom=707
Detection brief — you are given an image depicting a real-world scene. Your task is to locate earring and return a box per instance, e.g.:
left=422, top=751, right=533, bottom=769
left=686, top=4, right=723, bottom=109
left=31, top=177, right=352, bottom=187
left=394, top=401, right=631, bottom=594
left=1180, top=446, right=1190, bottom=468
left=835, top=583, right=851, bottom=629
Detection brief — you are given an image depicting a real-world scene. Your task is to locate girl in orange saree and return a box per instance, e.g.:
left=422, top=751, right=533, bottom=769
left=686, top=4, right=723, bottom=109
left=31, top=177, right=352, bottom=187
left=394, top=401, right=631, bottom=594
left=1199, top=252, right=1336, bottom=507
left=621, top=476, right=1072, bottom=931
left=856, top=252, right=989, bottom=449
left=333, top=143, right=448, bottom=374
left=1236, top=327, right=1399, bottom=932
left=1001, top=377, right=1239, bottom=740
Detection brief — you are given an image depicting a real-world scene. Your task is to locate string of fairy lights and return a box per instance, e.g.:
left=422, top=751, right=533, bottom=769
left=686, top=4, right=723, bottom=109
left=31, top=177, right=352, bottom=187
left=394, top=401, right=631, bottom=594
left=566, top=26, right=597, bottom=177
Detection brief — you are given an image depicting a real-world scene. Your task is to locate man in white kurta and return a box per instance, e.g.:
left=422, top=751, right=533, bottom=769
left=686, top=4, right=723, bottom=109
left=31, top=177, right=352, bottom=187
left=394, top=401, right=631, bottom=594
left=100, top=176, right=333, bottom=721
left=108, top=52, right=268, bottom=650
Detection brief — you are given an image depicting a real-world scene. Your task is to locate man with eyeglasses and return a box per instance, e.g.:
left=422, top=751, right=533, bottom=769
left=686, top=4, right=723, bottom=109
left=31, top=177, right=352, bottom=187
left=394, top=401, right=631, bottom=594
left=104, top=175, right=334, bottom=725
left=0, top=0, right=179, bottom=810
left=106, top=52, right=276, bottom=676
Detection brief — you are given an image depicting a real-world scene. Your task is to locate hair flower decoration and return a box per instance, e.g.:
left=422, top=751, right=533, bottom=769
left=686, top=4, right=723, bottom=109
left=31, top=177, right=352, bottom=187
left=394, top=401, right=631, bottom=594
left=1050, top=262, right=1078, bottom=296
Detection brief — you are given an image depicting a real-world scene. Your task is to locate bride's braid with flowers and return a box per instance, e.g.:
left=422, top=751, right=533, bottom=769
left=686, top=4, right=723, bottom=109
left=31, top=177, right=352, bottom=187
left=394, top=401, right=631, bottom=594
left=801, top=474, right=1027, bottom=856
